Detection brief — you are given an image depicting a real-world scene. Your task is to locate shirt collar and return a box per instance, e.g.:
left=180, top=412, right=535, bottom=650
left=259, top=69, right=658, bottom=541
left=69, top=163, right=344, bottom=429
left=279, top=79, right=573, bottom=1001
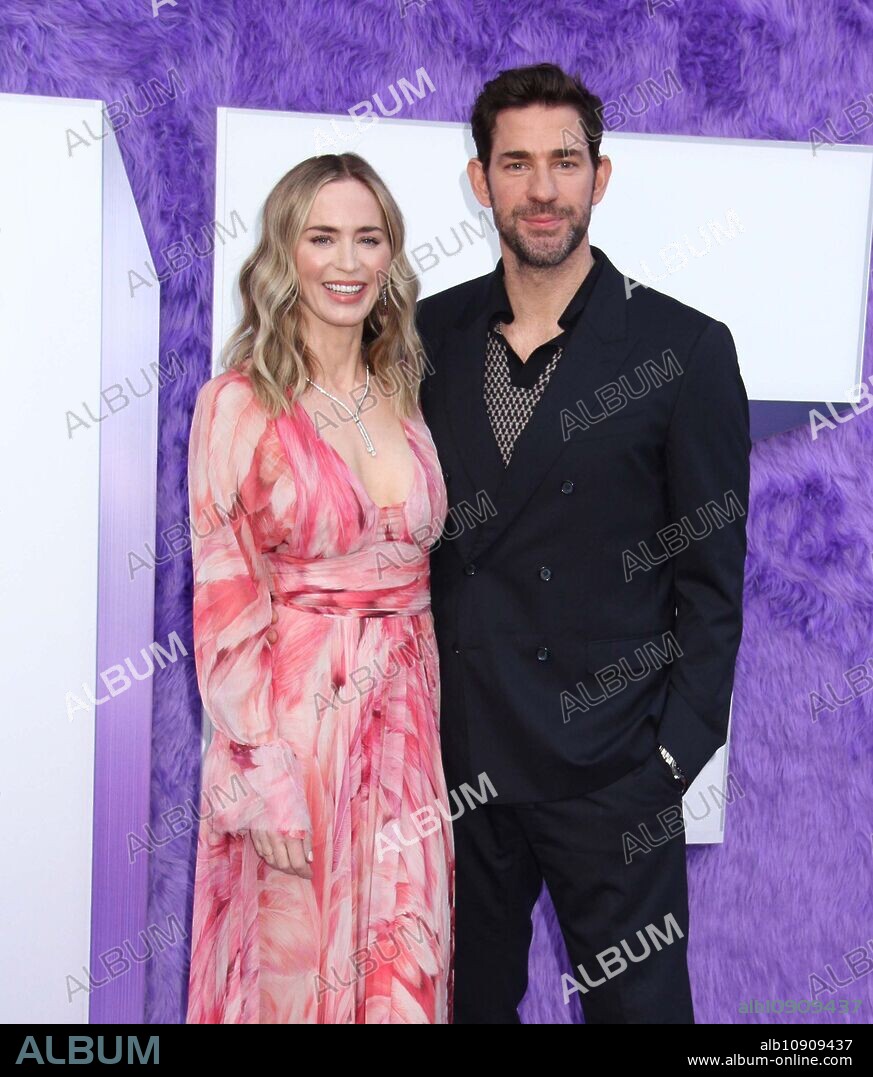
left=487, top=246, right=604, bottom=331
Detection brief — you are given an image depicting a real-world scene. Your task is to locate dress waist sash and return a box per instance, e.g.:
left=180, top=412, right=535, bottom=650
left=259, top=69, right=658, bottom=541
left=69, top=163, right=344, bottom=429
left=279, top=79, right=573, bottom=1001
left=263, top=542, right=431, bottom=617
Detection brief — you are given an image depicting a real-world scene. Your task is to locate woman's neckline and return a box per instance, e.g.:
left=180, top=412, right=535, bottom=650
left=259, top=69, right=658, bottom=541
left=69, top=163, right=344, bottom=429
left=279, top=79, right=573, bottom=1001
left=294, top=398, right=418, bottom=510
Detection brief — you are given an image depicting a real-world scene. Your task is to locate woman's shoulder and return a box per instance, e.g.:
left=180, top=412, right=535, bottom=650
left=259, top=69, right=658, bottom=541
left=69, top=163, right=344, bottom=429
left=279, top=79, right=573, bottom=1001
left=195, top=365, right=253, bottom=401
left=194, top=366, right=265, bottom=422
left=191, top=368, right=278, bottom=470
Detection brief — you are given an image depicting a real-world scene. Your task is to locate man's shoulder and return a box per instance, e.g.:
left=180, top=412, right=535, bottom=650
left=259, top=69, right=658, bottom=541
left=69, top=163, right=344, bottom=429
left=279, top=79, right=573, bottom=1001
left=619, top=272, right=720, bottom=341
left=416, top=270, right=493, bottom=329
left=611, top=268, right=740, bottom=387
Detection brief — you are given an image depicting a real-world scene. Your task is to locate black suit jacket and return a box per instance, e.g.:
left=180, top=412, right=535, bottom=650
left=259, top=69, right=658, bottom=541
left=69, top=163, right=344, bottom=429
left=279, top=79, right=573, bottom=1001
left=415, top=245, right=751, bottom=804
left=415, top=244, right=749, bottom=801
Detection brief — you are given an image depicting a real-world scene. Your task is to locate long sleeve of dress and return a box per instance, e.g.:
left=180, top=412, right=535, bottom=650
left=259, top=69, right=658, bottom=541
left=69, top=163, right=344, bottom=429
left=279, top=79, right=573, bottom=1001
left=188, top=374, right=311, bottom=840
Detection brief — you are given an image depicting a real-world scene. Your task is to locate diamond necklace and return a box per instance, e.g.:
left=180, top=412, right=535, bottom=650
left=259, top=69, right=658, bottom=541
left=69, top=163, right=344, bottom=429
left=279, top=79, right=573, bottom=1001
left=306, top=361, right=376, bottom=456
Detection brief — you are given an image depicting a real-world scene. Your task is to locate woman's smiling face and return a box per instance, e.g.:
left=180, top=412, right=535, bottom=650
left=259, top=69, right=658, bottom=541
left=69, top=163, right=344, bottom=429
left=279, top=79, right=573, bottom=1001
left=294, top=177, right=393, bottom=331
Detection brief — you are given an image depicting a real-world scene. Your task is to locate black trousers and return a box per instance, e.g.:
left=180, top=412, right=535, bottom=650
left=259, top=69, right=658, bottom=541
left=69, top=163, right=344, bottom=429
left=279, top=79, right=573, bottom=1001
left=450, top=747, right=694, bottom=1024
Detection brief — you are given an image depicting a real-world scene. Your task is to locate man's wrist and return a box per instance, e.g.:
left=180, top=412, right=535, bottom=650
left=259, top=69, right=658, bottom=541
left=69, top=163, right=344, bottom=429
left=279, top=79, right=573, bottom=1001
left=658, top=744, right=688, bottom=791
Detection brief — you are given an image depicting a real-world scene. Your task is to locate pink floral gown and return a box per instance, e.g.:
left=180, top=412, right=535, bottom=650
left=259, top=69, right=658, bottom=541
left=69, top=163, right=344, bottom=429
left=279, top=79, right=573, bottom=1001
left=185, top=367, right=454, bottom=1024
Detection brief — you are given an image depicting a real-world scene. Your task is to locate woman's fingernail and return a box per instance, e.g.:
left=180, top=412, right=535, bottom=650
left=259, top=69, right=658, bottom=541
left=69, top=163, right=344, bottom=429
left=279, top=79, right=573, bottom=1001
left=306, top=851, right=313, bottom=861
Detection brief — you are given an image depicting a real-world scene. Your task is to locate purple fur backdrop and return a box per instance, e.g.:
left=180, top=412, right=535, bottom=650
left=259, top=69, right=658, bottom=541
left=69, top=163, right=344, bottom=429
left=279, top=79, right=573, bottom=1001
left=2, top=0, right=871, bottom=1024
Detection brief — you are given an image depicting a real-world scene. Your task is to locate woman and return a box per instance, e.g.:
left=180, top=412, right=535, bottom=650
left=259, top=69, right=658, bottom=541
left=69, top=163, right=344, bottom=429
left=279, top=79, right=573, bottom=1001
left=185, top=153, right=453, bottom=1024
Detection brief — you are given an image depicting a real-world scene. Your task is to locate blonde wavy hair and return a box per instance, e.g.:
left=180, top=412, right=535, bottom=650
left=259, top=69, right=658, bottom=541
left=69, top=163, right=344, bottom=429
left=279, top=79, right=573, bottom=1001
left=220, top=153, right=424, bottom=419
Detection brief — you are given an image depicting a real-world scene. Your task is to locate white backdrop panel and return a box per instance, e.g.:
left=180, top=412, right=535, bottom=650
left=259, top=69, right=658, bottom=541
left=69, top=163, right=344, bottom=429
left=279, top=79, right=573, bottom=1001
left=0, top=93, right=102, bottom=1023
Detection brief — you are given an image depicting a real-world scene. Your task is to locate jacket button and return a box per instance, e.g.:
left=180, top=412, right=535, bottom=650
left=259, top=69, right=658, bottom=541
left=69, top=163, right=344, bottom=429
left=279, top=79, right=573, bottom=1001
left=539, top=566, right=552, bottom=581
left=536, top=646, right=550, bottom=661
left=561, top=480, right=575, bottom=494
left=464, top=563, right=477, bottom=576
left=452, top=643, right=460, bottom=654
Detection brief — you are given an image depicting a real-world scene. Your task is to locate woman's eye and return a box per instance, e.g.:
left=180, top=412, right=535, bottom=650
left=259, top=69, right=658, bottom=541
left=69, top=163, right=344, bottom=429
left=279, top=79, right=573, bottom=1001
left=311, top=235, right=380, bottom=245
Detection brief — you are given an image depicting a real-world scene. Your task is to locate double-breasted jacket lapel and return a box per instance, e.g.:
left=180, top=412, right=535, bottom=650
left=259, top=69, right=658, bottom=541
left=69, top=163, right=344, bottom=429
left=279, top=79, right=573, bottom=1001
left=438, top=246, right=635, bottom=564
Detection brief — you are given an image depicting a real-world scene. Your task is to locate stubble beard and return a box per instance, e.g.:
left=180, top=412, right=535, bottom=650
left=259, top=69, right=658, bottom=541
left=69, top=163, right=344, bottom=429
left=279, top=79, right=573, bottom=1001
left=490, top=188, right=592, bottom=269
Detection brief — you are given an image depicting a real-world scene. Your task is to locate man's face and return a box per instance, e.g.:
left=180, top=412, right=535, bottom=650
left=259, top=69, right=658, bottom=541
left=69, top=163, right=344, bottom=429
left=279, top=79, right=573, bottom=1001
left=469, top=103, right=609, bottom=269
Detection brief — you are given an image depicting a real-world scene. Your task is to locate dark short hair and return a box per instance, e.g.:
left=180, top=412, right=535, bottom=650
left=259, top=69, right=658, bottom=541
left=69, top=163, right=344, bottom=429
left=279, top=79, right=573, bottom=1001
left=470, top=63, right=604, bottom=173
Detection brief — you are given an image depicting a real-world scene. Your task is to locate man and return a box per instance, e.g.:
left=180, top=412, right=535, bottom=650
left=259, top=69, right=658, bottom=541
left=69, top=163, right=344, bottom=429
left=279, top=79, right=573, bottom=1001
left=415, top=63, right=751, bottom=1024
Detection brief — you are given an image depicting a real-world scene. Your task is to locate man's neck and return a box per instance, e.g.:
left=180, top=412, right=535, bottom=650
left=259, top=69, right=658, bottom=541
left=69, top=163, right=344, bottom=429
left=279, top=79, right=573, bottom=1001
left=500, top=241, right=595, bottom=333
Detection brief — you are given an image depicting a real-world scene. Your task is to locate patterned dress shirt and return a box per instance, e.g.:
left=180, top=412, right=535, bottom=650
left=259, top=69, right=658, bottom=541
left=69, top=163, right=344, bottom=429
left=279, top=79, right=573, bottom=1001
left=483, top=248, right=604, bottom=465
